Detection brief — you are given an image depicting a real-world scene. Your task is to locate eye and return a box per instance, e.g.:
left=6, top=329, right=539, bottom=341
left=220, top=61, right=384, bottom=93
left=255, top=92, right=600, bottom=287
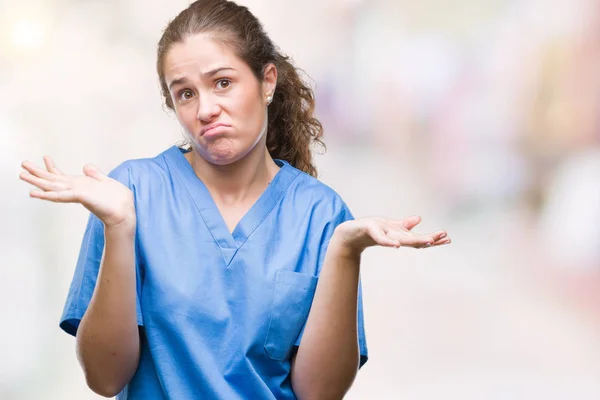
left=178, top=89, right=195, bottom=101
left=216, top=79, right=231, bottom=90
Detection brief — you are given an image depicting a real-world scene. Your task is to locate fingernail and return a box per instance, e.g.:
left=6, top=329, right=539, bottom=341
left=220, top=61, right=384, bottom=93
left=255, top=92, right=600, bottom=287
left=440, top=233, right=447, bottom=239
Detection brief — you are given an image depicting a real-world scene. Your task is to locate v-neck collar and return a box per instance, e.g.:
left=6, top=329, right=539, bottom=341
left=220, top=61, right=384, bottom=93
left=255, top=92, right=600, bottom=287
left=163, top=145, right=300, bottom=266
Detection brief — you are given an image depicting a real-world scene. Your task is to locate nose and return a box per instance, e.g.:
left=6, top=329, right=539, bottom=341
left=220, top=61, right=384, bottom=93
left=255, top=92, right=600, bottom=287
left=196, top=93, right=220, bottom=122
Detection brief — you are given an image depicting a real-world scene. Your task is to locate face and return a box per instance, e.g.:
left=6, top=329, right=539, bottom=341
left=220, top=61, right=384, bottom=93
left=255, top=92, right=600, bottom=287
left=163, top=33, right=277, bottom=165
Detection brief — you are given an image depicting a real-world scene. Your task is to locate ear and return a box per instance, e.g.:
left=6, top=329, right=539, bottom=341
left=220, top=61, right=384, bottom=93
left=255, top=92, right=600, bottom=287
left=262, top=63, right=277, bottom=103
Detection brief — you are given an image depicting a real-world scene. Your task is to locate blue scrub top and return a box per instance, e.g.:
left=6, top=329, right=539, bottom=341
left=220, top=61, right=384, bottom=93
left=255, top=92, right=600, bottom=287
left=60, top=146, right=368, bottom=399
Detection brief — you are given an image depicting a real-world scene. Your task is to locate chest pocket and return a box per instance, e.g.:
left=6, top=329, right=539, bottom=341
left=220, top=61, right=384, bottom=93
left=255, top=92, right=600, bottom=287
left=264, top=269, right=318, bottom=361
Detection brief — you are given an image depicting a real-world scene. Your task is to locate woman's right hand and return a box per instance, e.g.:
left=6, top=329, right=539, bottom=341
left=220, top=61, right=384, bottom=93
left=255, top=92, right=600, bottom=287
left=20, top=156, right=135, bottom=228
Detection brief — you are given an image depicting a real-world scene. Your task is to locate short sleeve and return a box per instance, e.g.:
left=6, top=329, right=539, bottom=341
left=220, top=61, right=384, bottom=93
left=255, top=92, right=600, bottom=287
left=59, top=162, right=144, bottom=337
left=293, top=202, right=369, bottom=368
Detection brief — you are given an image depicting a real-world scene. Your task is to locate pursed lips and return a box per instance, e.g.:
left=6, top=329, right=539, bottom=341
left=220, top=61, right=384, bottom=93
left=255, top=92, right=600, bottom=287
left=200, top=123, right=230, bottom=136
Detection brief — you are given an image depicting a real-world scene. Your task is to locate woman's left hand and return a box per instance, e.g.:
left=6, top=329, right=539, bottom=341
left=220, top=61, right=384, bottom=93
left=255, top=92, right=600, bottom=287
left=332, top=215, right=450, bottom=256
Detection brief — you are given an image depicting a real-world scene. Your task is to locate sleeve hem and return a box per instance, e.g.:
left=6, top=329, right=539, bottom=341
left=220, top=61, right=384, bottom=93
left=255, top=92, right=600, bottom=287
left=59, top=308, right=144, bottom=337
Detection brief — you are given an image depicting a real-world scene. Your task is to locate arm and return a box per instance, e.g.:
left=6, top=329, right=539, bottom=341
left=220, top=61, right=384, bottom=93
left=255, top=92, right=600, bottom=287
left=291, top=216, right=451, bottom=399
left=20, top=157, right=142, bottom=397
left=76, top=219, right=141, bottom=397
left=290, top=238, right=361, bottom=400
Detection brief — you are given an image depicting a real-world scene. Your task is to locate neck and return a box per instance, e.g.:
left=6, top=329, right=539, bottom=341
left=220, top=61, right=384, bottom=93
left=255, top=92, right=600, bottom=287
left=186, top=144, right=280, bottom=206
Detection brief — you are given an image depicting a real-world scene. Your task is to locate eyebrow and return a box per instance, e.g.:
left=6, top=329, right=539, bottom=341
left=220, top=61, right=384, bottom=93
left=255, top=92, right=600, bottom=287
left=168, top=67, right=236, bottom=90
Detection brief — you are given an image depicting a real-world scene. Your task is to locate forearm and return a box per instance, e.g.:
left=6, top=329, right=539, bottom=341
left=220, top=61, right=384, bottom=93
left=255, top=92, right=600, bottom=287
left=291, top=238, right=361, bottom=400
left=76, top=221, right=140, bottom=397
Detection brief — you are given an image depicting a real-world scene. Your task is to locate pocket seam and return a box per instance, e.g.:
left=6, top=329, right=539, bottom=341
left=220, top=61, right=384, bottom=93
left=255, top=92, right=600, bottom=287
left=263, top=270, right=318, bottom=361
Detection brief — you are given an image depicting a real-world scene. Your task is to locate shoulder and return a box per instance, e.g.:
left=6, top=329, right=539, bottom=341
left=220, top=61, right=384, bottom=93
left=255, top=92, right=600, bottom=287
left=286, top=165, right=353, bottom=221
left=107, top=147, right=175, bottom=187
left=293, top=171, right=345, bottom=205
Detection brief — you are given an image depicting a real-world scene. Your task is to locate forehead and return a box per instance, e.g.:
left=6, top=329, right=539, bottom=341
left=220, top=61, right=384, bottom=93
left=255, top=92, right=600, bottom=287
left=164, top=33, right=247, bottom=80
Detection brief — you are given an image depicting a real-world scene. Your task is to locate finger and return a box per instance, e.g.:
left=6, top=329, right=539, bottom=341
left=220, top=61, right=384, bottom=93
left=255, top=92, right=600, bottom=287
left=424, top=231, right=449, bottom=246
left=369, top=225, right=401, bottom=248
left=402, top=215, right=422, bottom=231
left=387, top=216, right=421, bottom=231
left=43, top=156, right=63, bottom=175
left=30, top=189, right=76, bottom=203
left=418, top=238, right=436, bottom=249
left=434, top=238, right=451, bottom=246
left=387, top=228, right=428, bottom=246
left=20, top=171, right=64, bottom=192
left=432, top=230, right=447, bottom=241
left=21, top=161, right=58, bottom=181
left=389, top=230, right=435, bottom=249
left=426, top=236, right=451, bottom=248
left=83, top=164, right=106, bottom=181
left=416, top=230, right=447, bottom=244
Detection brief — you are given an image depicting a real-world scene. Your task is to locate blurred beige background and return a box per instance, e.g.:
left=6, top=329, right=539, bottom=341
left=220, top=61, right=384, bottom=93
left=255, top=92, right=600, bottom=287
left=2, top=0, right=600, bottom=399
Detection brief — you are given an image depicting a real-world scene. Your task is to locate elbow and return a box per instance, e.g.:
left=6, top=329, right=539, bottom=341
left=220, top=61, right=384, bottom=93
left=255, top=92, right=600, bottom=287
left=78, top=352, right=133, bottom=397
left=75, top=330, right=140, bottom=397
left=79, top=360, right=136, bottom=398
left=292, top=367, right=358, bottom=400
left=294, top=386, right=352, bottom=400
left=82, top=368, right=131, bottom=398
left=85, top=377, right=125, bottom=398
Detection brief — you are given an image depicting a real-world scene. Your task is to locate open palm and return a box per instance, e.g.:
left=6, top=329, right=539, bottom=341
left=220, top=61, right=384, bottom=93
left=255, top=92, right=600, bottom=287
left=20, top=156, right=135, bottom=227
left=336, top=215, right=450, bottom=251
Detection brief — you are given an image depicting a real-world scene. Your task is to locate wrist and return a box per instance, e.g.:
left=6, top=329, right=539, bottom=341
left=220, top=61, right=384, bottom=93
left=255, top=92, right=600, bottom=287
left=329, top=232, right=363, bottom=261
left=104, top=214, right=136, bottom=234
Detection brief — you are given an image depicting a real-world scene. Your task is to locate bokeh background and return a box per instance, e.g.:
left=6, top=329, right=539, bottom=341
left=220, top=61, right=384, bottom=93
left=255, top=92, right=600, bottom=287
left=2, top=0, right=600, bottom=399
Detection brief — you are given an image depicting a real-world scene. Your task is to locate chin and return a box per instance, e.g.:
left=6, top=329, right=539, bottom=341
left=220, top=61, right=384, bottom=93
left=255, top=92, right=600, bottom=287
left=198, top=146, right=247, bottom=166
left=207, top=155, right=239, bottom=166
left=190, top=137, right=257, bottom=166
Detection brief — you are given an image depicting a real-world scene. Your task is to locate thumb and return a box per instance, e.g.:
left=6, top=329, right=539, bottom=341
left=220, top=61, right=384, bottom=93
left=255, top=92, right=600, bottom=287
left=82, top=164, right=106, bottom=181
left=402, top=215, right=422, bottom=231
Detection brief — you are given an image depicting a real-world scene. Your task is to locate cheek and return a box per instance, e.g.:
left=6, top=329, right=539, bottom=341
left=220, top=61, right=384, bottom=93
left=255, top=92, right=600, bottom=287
left=175, top=107, right=197, bottom=129
left=229, top=83, right=264, bottom=121
left=232, top=94, right=265, bottom=135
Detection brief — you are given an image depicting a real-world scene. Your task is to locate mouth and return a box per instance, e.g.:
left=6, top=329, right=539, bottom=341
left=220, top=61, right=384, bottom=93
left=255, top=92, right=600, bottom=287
left=201, top=123, right=230, bottom=137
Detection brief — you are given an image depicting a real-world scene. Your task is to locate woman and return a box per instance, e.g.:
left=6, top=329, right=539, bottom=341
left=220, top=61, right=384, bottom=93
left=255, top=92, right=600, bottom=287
left=19, top=0, right=450, bottom=398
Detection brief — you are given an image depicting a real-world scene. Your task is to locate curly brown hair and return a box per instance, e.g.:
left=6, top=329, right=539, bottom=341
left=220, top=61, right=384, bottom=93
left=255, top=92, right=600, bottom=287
left=156, top=0, right=324, bottom=177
